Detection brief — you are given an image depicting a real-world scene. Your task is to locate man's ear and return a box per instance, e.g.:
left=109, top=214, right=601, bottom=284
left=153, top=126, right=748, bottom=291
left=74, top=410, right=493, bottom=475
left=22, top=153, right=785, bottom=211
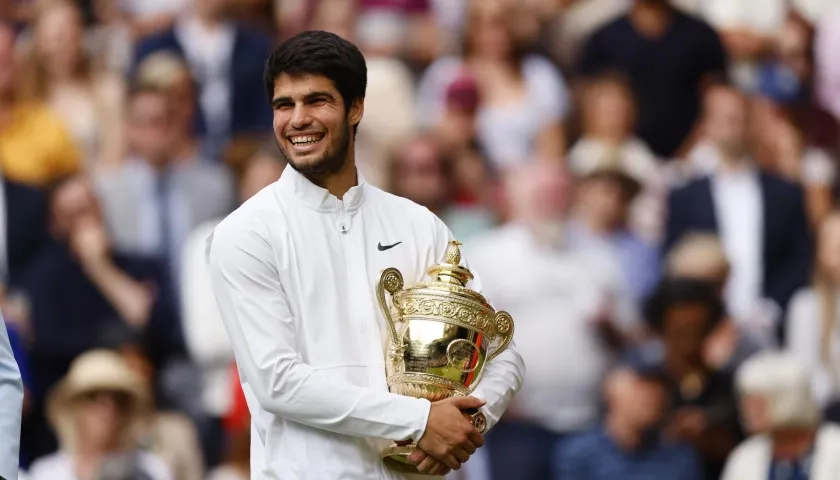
left=348, top=97, right=364, bottom=130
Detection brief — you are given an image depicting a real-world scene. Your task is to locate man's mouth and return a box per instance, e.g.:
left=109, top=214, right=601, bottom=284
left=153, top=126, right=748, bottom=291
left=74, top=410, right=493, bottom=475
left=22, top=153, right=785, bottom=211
left=288, top=133, right=325, bottom=147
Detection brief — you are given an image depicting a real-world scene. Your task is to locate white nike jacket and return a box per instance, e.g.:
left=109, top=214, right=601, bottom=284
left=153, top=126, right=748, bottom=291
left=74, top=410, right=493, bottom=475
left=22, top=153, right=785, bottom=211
left=206, top=165, right=526, bottom=480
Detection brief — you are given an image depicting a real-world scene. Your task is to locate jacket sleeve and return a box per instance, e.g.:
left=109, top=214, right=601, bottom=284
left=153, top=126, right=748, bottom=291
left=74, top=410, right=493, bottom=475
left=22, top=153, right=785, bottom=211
left=431, top=216, right=526, bottom=431
left=206, top=220, right=431, bottom=442
left=0, top=312, right=22, bottom=480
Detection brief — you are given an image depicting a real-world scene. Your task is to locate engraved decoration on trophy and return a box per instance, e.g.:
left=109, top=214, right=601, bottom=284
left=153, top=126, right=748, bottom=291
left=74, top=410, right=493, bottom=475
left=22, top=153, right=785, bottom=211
left=376, top=240, right=515, bottom=474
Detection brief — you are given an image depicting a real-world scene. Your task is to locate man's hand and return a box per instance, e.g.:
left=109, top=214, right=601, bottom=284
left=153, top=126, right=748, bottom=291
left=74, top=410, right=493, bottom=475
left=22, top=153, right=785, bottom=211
left=70, top=217, right=111, bottom=268
left=415, top=396, right=486, bottom=470
left=407, top=450, right=451, bottom=476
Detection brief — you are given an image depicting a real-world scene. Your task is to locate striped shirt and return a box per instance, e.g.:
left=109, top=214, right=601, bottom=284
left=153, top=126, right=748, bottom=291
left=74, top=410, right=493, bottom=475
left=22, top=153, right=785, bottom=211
left=554, top=425, right=702, bottom=480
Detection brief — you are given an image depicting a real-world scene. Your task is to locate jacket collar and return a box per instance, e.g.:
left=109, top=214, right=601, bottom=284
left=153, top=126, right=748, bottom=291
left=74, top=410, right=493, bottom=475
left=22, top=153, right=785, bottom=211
left=278, top=164, right=366, bottom=212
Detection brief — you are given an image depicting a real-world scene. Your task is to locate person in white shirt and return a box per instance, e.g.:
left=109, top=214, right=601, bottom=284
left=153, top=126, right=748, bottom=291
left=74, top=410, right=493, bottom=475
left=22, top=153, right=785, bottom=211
left=206, top=30, right=525, bottom=480
left=0, top=310, right=22, bottom=480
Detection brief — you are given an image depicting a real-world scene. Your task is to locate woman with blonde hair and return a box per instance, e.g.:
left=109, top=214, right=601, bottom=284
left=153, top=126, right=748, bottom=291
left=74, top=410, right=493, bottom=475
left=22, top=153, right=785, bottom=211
left=786, top=210, right=840, bottom=420
left=26, top=350, right=172, bottom=480
left=20, top=0, right=125, bottom=168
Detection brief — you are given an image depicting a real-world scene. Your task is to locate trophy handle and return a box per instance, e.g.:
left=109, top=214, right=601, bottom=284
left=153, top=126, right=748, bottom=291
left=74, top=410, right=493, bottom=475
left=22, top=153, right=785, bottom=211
left=376, top=267, right=405, bottom=343
left=486, top=311, right=514, bottom=363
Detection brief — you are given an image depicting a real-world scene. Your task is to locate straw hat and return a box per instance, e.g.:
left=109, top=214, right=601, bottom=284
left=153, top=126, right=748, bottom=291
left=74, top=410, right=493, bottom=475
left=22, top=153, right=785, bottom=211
left=47, top=349, right=150, bottom=452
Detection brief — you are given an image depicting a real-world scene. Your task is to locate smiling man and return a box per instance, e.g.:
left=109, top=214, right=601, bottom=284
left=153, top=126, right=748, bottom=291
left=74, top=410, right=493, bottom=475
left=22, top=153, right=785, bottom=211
left=206, top=30, right=525, bottom=480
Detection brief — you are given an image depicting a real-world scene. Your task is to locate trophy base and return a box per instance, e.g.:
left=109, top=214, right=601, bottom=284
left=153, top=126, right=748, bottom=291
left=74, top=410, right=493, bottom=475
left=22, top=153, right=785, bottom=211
left=381, top=443, right=429, bottom=475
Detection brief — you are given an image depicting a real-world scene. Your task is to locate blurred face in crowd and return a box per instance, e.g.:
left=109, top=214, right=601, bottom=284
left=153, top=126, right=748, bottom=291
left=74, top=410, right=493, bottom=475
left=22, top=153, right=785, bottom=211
left=608, top=370, right=668, bottom=433
left=50, top=176, right=101, bottom=241
left=703, top=87, right=749, bottom=158
left=195, top=0, right=231, bottom=20
left=582, top=81, right=635, bottom=141
left=391, top=138, right=449, bottom=209
left=740, top=393, right=771, bottom=435
left=35, top=2, right=85, bottom=76
left=127, top=90, right=173, bottom=165
left=240, top=153, right=285, bottom=203
left=271, top=73, right=362, bottom=177
left=74, top=390, right=130, bottom=451
left=818, top=213, right=840, bottom=283
left=661, top=302, right=713, bottom=360
left=467, top=0, right=516, bottom=61
left=777, top=17, right=812, bottom=81
left=506, top=163, right=570, bottom=224
left=0, top=25, right=17, bottom=98
left=166, top=67, right=197, bottom=136
left=574, top=174, right=635, bottom=229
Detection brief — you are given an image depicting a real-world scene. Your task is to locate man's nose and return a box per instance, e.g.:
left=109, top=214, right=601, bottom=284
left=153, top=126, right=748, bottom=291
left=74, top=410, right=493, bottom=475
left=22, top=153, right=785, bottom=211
left=290, top=104, right=313, bottom=129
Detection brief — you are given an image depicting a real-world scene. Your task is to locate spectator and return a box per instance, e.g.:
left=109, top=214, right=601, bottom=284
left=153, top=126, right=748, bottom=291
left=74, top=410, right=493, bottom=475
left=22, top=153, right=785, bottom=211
left=0, top=22, right=80, bottom=187
left=665, top=234, right=770, bottom=372
left=416, top=0, right=569, bottom=169
left=103, top=323, right=204, bottom=480
left=666, top=83, right=813, bottom=331
left=134, top=52, right=203, bottom=164
left=700, top=0, right=787, bottom=91
left=814, top=4, right=840, bottom=126
left=786, top=210, right=840, bottom=420
left=133, top=0, right=274, bottom=159
left=467, top=163, right=638, bottom=479
left=27, top=350, right=173, bottom=480
left=632, top=277, right=743, bottom=480
left=578, top=0, right=727, bottom=159
left=20, top=174, right=180, bottom=460
left=94, top=84, right=235, bottom=295
left=567, top=72, right=664, bottom=243
left=555, top=362, right=702, bottom=480
left=721, top=352, right=840, bottom=480
left=20, top=0, right=126, bottom=167
left=387, top=133, right=496, bottom=242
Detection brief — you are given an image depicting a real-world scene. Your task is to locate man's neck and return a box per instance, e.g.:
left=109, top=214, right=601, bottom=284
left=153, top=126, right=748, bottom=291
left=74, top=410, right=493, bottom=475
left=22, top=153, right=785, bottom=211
left=772, top=428, right=817, bottom=461
left=714, top=146, right=751, bottom=173
left=630, top=1, right=673, bottom=38
left=606, top=413, right=643, bottom=451
left=307, top=157, right=358, bottom=200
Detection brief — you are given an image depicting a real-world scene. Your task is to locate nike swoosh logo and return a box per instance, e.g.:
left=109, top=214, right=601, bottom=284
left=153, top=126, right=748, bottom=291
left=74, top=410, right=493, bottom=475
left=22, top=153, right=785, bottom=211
left=378, top=242, right=402, bottom=251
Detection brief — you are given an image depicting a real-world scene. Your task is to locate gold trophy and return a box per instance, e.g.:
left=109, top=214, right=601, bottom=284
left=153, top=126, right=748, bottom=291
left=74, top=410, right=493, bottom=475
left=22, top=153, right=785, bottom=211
left=376, top=240, right=515, bottom=474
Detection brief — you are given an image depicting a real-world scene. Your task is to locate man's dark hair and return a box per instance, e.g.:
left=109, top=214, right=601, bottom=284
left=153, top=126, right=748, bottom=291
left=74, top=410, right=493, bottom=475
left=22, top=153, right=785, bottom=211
left=263, top=30, right=367, bottom=113
left=643, top=277, right=725, bottom=333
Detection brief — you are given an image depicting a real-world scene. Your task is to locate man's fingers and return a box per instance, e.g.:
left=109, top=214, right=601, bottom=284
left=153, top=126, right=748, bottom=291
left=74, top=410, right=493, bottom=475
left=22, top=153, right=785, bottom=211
left=428, top=463, right=451, bottom=476
left=448, top=395, right=486, bottom=410
left=416, top=456, right=437, bottom=473
left=452, top=446, right=470, bottom=463
left=408, top=449, right=426, bottom=465
left=440, top=453, right=461, bottom=470
left=466, top=428, right=484, bottom=449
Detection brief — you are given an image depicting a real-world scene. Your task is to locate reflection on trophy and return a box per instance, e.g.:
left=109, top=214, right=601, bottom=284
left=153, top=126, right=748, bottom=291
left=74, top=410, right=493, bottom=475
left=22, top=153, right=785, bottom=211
left=376, top=240, right=515, bottom=474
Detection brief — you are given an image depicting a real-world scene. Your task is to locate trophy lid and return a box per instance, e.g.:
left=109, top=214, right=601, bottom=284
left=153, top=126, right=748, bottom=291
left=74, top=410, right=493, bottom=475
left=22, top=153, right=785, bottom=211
left=427, top=241, right=474, bottom=287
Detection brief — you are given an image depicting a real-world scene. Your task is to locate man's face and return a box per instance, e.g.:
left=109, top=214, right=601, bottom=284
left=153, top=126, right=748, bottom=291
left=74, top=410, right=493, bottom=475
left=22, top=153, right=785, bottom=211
left=704, top=88, right=749, bottom=155
left=662, top=303, right=712, bottom=359
left=127, top=92, right=172, bottom=164
left=50, top=176, right=100, bottom=240
left=271, top=73, right=363, bottom=177
left=393, top=140, right=448, bottom=208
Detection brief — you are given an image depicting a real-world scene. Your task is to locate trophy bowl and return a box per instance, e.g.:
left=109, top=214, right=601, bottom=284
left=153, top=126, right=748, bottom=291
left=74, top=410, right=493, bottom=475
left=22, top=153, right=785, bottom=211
left=376, top=240, right=515, bottom=474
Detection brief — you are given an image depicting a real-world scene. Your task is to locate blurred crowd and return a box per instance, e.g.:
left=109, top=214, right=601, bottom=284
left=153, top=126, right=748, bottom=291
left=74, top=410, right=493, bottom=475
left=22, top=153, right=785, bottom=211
left=2, top=0, right=840, bottom=479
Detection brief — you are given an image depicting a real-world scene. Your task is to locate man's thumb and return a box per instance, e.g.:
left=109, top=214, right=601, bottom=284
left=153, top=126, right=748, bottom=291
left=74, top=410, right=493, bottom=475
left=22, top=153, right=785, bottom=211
left=450, top=395, right=486, bottom=409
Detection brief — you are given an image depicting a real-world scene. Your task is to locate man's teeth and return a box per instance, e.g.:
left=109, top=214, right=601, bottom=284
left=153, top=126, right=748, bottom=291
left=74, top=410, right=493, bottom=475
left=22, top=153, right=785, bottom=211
left=291, top=135, right=321, bottom=145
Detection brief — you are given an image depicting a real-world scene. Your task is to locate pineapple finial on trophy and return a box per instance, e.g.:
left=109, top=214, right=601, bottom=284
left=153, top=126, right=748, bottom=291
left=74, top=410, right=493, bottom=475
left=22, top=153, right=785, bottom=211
left=444, top=240, right=462, bottom=265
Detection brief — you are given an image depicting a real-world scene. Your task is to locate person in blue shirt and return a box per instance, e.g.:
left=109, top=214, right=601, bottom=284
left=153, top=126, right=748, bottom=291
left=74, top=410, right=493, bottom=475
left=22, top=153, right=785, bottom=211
left=555, top=358, right=702, bottom=480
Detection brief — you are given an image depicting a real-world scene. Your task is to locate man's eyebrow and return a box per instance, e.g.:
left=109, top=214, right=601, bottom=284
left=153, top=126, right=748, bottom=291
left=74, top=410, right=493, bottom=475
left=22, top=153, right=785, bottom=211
left=271, top=91, right=336, bottom=107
